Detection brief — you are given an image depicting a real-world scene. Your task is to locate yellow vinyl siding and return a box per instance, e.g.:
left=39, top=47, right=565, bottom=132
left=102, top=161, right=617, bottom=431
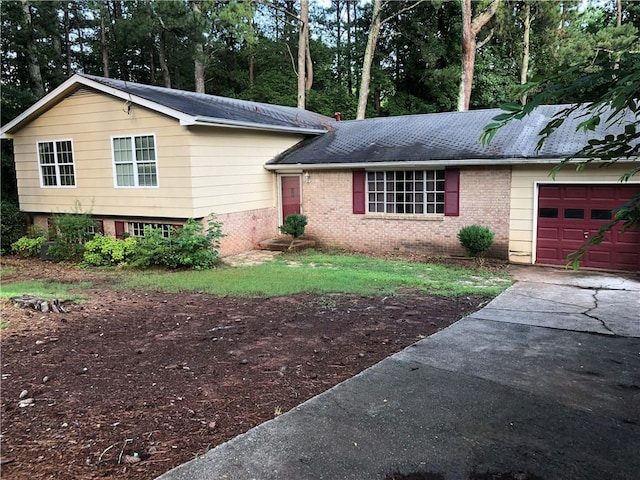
left=187, top=127, right=303, bottom=216
left=12, top=90, right=194, bottom=217
left=12, top=87, right=308, bottom=220
left=509, top=163, right=637, bottom=264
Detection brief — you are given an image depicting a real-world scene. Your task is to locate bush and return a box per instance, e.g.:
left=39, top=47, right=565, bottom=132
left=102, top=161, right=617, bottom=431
left=48, top=205, right=97, bottom=262
left=1, top=201, right=25, bottom=254
left=11, top=236, right=46, bottom=258
left=131, top=216, right=225, bottom=270
left=83, top=234, right=138, bottom=266
left=457, top=225, right=495, bottom=257
left=279, top=213, right=308, bottom=239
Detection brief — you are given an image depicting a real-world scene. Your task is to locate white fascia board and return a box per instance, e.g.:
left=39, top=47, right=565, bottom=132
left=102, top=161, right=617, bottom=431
left=263, top=158, right=562, bottom=171
left=0, top=74, right=194, bottom=138
left=187, top=116, right=327, bottom=135
left=264, top=157, right=639, bottom=171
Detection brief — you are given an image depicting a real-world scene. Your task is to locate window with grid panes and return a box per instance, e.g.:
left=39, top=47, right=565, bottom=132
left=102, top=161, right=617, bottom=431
left=367, top=170, right=445, bottom=214
left=128, top=222, right=173, bottom=238
left=112, top=134, right=158, bottom=187
left=37, top=140, right=76, bottom=187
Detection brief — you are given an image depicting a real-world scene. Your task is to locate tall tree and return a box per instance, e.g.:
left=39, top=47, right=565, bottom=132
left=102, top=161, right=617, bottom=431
left=356, top=0, right=423, bottom=119
left=21, top=0, right=44, bottom=97
left=192, top=0, right=206, bottom=93
left=297, top=0, right=309, bottom=108
left=458, top=0, right=500, bottom=111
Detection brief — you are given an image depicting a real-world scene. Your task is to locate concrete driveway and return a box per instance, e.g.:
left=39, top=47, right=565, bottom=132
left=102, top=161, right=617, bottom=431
left=157, top=266, right=640, bottom=480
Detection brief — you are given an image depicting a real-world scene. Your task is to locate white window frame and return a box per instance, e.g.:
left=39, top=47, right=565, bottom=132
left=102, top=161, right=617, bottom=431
left=111, top=133, right=159, bottom=188
left=37, top=139, right=76, bottom=188
left=367, top=170, right=445, bottom=215
left=127, top=222, right=173, bottom=238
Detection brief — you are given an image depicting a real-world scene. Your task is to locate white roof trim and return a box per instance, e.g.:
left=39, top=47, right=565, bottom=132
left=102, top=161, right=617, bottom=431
left=1, top=74, right=324, bottom=138
left=187, top=116, right=326, bottom=135
left=1, top=74, right=194, bottom=138
left=264, top=157, right=639, bottom=171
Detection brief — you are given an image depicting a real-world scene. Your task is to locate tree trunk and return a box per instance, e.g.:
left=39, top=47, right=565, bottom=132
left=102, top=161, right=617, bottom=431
left=346, top=0, right=353, bottom=93
left=520, top=1, right=531, bottom=105
left=305, top=13, right=313, bottom=93
left=21, top=0, right=44, bottom=97
left=617, top=0, right=622, bottom=27
left=297, top=0, right=309, bottom=108
left=100, top=2, right=110, bottom=77
left=63, top=2, right=72, bottom=75
left=335, top=0, right=342, bottom=83
left=158, top=29, right=171, bottom=88
left=192, top=0, right=205, bottom=93
left=457, top=0, right=500, bottom=111
left=356, top=0, right=383, bottom=119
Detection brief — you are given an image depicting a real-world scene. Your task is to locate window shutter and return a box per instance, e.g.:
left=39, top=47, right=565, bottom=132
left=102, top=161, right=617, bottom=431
left=95, top=220, right=105, bottom=235
left=115, top=221, right=126, bottom=239
left=444, top=168, right=460, bottom=217
left=353, top=171, right=366, bottom=214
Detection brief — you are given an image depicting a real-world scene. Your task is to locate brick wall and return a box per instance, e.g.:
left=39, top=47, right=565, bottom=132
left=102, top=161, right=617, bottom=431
left=216, top=207, right=278, bottom=256
left=301, top=167, right=511, bottom=259
left=31, top=207, right=278, bottom=257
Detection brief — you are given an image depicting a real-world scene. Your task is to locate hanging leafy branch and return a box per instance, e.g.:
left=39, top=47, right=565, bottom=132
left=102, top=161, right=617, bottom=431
left=481, top=49, right=640, bottom=268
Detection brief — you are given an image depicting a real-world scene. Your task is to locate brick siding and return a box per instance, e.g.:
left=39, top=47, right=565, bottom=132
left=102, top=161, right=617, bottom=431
left=216, top=208, right=279, bottom=256
left=301, top=167, right=511, bottom=259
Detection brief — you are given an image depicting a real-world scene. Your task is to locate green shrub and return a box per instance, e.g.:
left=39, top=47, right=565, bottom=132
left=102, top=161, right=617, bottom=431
left=457, top=225, right=495, bottom=257
left=279, top=213, right=308, bottom=239
left=48, top=205, right=97, bottom=262
left=130, top=216, right=224, bottom=270
left=11, top=236, right=46, bottom=258
left=1, top=201, right=25, bottom=254
left=83, top=234, right=138, bottom=266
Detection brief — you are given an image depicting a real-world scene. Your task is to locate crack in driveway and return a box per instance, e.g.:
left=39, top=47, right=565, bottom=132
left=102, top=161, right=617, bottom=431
left=582, top=289, right=615, bottom=334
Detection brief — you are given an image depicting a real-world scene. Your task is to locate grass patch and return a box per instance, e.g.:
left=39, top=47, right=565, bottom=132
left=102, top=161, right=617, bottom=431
left=122, top=250, right=512, bottom=297
left=0, top=280, right=92, bottom=302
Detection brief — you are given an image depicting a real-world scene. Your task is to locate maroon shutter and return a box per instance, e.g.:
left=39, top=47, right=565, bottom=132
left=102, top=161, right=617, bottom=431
left=353, top=171, right=366, bottom=214
left=95, top=220, right=104, bottom=234
left=115, top=221, right=126, bottom=239
left=444, top=168, right=460, bottom=217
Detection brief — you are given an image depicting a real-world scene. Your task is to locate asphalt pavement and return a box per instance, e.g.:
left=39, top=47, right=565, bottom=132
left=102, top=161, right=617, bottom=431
left=156, top=265, right=640, bottom=480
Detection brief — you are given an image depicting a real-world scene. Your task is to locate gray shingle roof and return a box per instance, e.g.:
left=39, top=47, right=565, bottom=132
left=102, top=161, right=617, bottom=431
left=268, top=105, right=636, bottom=166
left=81, top=74, right=334, bottom=132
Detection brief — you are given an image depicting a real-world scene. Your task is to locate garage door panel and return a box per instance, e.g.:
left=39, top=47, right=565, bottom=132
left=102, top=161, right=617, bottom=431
left=537, top=226, right=560, bottom=240
left=562, top=228, right=586, bottom=241
left=537, top=184, right=640, bottom=271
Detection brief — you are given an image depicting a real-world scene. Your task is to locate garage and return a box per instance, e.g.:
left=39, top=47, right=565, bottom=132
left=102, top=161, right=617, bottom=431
left=536, top=184, right=640, bottom=271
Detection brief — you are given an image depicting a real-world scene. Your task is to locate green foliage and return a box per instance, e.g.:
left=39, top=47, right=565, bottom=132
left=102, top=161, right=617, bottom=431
left=47, top=205, right=97, bottom=262
left=11, top=236, right=46, bottom=258
left=279, top=214, right=308, bottom=239
left=83, top=234, right=138, bottom=267
left=457, top=225, right=495, bottom=258
left=131, top=216, right=224, bottom=270
left=1, top=201, right=25, bottom=254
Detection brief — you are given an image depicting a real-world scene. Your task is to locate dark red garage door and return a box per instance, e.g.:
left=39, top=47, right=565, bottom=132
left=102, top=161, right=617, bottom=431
left=536, top=184, right=640, bottom=271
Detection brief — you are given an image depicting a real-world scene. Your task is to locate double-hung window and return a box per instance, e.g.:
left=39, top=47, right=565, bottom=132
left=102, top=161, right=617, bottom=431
left=367, top=170, right=445, bottom=214
left=38, top=140, right=76, bottom=187
left=112, top=134, right=158, bottom=187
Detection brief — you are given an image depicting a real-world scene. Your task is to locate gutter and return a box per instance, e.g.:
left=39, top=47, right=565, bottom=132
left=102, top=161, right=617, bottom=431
left=186, top=116, right=327, bottom=135
left=263, top=157, right=609, bottom=170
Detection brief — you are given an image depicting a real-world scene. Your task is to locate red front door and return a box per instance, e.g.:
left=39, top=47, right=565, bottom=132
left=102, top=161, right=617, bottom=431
left=281, top=175, right=301, bottom=220
left=536, top=184, right=640, bottom=271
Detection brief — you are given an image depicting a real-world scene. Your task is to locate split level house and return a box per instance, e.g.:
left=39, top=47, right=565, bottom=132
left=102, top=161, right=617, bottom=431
left=1, top=74, right=639, bottom=271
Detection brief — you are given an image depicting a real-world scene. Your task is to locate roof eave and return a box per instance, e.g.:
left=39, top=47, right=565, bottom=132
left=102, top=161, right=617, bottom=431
left=187, top=116, right=327, bottom=135
left=0, top=74, right=194, bottom=137
left=264, top=157, right=627, bottom=170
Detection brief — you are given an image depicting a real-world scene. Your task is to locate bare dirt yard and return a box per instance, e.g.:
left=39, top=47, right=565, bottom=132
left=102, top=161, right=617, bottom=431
left=1, top=256, right=501, bottom=479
